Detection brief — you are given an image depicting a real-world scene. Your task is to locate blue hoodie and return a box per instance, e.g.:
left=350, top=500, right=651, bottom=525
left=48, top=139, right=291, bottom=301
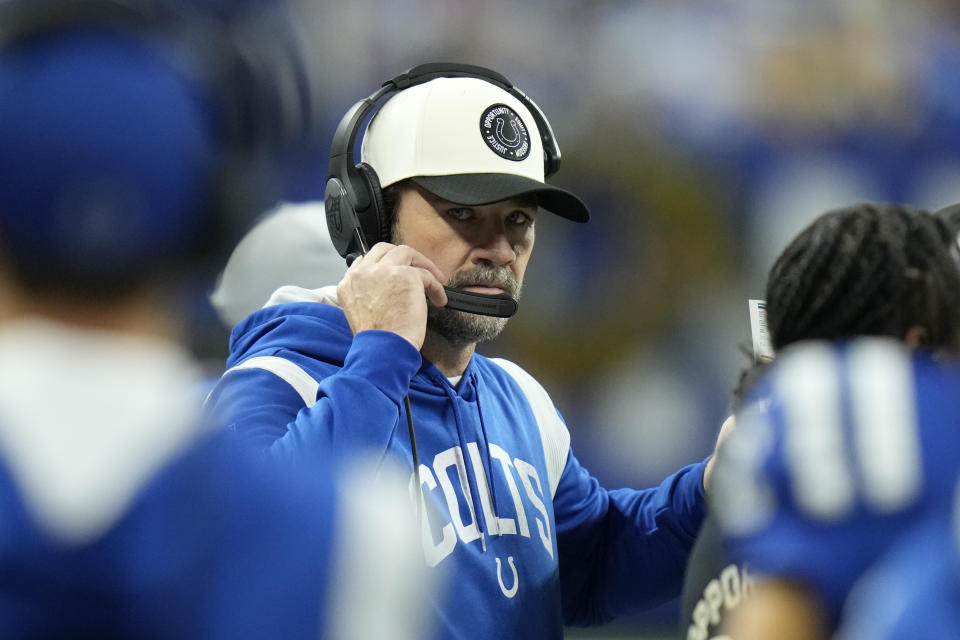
left=206, top=286, right=708, bottom=638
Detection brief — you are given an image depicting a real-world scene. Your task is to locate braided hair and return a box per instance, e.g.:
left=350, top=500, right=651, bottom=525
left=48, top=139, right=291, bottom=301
left=732, top=202, right=960, bottom=406
left=766, top=202, right=960, bottom=352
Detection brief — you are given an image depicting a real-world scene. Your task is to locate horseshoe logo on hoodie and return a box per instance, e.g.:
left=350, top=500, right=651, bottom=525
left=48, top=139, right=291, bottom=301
left=496, top=556, right=519, bottom=598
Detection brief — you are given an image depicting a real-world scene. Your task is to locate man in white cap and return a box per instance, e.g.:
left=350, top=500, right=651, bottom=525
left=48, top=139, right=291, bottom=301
left=207, top=64, right=721, bottom=637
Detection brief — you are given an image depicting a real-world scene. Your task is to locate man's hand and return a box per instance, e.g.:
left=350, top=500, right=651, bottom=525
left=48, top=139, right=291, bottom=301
left=336, top=242, right=448, bottom=350
left=703, top=414, right=736, bottom=491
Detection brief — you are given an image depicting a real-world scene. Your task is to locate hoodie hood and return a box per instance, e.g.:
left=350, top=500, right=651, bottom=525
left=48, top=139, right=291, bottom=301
left=226, top=285, right=353, bottom=370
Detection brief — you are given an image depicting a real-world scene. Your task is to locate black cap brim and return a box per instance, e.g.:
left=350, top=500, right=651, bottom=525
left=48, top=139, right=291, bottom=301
left=411, top=173, right=589, bottom=223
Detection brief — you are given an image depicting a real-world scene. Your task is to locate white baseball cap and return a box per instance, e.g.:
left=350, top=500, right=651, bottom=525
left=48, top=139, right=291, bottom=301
left=361, top=76, right=589, bottom=222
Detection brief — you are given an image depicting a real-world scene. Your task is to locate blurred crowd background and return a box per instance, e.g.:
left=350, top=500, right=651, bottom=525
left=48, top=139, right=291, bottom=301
left=188, top=1, right=960, bottom=635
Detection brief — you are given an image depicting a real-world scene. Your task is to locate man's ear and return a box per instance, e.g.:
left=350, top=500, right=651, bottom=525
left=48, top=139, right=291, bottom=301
left=904, top=325, right=929, bottom=349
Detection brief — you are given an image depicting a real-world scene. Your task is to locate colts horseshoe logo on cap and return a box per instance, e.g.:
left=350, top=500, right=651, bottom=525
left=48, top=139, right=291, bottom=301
left=479, top=104, right=530, bottom=161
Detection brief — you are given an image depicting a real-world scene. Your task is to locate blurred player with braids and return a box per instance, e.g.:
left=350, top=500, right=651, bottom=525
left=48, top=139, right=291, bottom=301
left=700, top=201, right=960, bottom=640
left=0, top=1, right=425, bottom=637
left=682, top=201, right=960, bottom=640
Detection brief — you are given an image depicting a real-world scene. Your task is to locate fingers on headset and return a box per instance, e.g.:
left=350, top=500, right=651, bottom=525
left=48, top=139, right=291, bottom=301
left=359, top=241, right=396, bottom=262
left=420, top=271, right=448, bottom=307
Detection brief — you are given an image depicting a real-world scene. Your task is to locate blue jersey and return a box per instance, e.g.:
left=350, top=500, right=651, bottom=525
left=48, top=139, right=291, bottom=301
left=711, top=338, right=960, bottom=625
left=205, top=285, right=708, bottom=638
left=835, top=507, right=960, bottom=640
left=0, top=319, right=422, bottom=639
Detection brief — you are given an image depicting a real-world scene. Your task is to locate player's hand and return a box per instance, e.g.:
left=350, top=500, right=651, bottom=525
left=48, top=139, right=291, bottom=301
left=703, top=414, right=736, bottom=492
left=336, top=242, right=448, bottom=350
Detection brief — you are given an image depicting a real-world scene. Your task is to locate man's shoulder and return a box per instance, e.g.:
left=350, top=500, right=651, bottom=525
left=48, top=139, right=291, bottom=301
left=480, top=355, right=547, bottom=389
left=226, top=288, right=352, bottom=370
left=231, top=286, right=347, bottom=336
left=478, top=355, right=571, bottom=497
left=475, top=355, right=560, bottom=410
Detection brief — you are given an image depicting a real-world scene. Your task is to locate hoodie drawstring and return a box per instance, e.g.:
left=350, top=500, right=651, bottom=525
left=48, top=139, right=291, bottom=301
left=471, top=373, right=504, bottom=534
left=440, top=376, right=489, bottom=553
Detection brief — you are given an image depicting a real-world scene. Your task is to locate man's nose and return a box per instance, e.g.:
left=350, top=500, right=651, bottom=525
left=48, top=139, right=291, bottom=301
left=472, top=228, right=517, bottom=266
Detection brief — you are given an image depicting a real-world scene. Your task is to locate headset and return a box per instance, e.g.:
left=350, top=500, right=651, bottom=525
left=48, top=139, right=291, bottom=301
left=0, top=0, right=325, bottom=290
left=324, top=62, right=562, bottom=318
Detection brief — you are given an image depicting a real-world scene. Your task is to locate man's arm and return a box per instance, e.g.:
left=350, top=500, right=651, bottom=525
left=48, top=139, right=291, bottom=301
left=206, top=329, right=423, bottom=462
left=554, top=451, right=708, bottom=626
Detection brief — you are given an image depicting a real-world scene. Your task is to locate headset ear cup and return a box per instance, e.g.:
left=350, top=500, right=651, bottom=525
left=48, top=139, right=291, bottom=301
left=323, top=176, right=357, bottom=258
left=357, top=162, right=390, bottom=245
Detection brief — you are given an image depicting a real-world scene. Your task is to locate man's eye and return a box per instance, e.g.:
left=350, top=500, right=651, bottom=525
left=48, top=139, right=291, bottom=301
left=508, top=211, right=534, bottom=227
left=447, top=208, right=474, bottom=221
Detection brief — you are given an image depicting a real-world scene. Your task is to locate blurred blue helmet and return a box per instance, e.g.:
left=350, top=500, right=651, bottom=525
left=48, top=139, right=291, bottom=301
left=0, top=0, right=324, bottom=295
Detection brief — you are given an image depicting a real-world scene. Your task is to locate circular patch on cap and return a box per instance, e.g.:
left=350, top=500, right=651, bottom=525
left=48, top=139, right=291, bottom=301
left=479, top=104, right=530, bottom=162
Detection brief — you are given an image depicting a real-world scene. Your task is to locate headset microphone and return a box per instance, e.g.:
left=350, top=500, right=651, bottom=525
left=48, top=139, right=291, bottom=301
left=444, top=289, right=517, bottom=317
left=344, top=248, right=519, bottom=318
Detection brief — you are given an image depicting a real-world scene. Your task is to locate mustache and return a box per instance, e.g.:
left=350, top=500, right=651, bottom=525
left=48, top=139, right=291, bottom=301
left=446, top=265, right=521, bottom=298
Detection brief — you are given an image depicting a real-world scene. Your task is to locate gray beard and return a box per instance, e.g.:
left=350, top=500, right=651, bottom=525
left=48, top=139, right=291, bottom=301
left=427, top=264, right=521, bottom=348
